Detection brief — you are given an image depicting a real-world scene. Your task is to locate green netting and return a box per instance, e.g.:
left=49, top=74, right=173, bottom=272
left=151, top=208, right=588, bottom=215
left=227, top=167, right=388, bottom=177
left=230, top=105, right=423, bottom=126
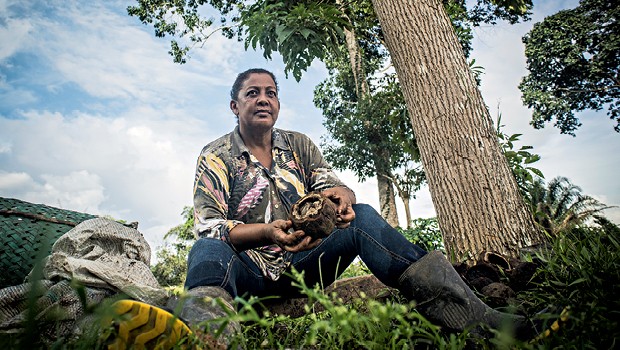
left=0, top=197, right=98, bottom=288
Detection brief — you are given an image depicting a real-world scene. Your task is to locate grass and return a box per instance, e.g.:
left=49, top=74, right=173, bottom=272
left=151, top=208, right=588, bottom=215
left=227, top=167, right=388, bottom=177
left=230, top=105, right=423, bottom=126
left=1, top=219, right=618, bottom=349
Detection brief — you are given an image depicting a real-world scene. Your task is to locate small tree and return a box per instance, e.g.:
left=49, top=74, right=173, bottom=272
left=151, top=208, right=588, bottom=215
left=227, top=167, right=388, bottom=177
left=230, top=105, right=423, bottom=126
left=398, top=218, right=445, bottom=253
left=383, top=163, right=426, bottom=229
left=525, top=176, right=613, bottom=236
left=151, top=206, right=194, bottom=287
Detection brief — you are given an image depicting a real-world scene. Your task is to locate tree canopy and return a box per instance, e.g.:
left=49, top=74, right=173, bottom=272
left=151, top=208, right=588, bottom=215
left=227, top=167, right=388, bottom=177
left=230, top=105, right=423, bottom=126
left=127, top=0, right=532, bottom=80
left=129, top=0, right=543, bottom=260
left=519, top=0, right=619, bottom=135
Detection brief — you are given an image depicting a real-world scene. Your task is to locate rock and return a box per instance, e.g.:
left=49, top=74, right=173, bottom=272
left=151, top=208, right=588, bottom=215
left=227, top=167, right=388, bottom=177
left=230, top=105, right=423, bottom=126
left=469, top=276, right=495, bottom=291
left=507, top=261, right=540, bottom=292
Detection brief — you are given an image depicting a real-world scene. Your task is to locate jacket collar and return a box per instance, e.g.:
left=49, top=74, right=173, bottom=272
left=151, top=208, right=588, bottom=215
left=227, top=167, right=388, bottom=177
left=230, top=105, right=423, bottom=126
left=231, top=126, right=290, bottom=157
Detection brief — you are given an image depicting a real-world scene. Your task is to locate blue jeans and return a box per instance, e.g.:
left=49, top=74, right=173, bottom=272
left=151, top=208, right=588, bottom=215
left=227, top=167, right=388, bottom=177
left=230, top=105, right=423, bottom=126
left=184, top=204, right=427, bottom=298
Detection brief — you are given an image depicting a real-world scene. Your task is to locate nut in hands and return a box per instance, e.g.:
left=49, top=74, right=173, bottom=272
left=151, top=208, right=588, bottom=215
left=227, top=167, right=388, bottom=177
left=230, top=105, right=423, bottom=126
left=290, top=193, right=337, bottom=239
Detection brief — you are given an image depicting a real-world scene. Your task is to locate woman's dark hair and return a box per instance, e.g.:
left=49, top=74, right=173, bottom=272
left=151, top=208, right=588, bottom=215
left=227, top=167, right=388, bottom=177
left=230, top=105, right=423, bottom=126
left=230, top=68, right=278, bottom=100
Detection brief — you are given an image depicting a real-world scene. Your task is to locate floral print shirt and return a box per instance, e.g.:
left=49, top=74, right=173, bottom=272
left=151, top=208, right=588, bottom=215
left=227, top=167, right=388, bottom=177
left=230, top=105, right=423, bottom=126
left=193, top=126, right=350, bottom=280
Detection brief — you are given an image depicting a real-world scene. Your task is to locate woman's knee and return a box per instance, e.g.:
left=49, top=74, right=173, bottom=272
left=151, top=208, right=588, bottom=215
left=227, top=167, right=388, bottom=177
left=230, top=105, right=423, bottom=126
left=351, top=203, right=382, bottom=224
left=352, top=203, right=378, bottom=215
left=185, top=238, right=235, bottom=289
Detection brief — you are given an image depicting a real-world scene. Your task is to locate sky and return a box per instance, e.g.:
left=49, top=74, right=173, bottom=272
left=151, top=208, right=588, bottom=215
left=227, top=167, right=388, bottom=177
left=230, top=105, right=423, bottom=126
left=1, top=0, right=618, bottom=256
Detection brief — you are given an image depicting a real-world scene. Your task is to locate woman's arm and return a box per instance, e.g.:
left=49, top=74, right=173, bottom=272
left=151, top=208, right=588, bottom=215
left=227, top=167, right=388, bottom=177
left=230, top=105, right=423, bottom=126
left=229, top=220, right=323, bottom=252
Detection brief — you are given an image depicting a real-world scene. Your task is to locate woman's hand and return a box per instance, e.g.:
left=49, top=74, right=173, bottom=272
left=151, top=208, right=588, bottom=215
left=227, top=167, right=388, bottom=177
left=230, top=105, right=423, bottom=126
left=269, top=219, right=323, bottom=252
left=321, top=187, right=356, bottom=228
left=229, top=220, right=322, bottom=252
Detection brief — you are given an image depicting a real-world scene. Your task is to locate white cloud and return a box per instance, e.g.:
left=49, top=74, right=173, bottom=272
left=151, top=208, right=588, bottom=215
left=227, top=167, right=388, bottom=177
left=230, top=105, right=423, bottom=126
left=37, top=171, right=106, bottom=212
left=0, top=169, right=104, bottom=213
left=0, top=108, right=195, bottom=235
left=0, top=141, right=11, bottom=154
left=0, top=86, right=38, bottom=110
left=0, top=171, right=31, bottom=189
left=0, top=16, right=32, bottom=60
left=3, top=1, right=241, bottom=110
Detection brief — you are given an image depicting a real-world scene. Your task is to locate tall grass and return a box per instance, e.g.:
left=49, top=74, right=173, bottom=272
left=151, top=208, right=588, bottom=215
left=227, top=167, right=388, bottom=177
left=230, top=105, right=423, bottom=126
left=2, top=218, right=618, bottom=349
left=224, top=269, right=469, bottom=349
left=519, top=217, right=620, bottom=349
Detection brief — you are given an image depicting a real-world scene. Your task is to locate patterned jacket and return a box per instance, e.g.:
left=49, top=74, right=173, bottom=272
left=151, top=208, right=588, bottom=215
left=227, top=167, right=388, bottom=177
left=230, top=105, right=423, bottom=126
left=193, top=126, right=350, bottom=280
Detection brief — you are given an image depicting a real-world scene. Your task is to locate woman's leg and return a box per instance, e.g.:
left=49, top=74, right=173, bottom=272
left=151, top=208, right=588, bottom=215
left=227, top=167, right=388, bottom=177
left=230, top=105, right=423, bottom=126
left=185, top=237, right=267, bottom=298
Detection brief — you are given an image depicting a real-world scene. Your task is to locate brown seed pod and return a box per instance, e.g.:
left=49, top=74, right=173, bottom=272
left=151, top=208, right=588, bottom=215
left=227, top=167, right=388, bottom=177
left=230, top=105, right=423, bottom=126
left=290, top=192, right=337, bottom=239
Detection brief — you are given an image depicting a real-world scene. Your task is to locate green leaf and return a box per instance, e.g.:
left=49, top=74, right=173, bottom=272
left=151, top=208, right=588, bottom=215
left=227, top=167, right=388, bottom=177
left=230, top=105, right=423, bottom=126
left=569, top=277, right=587, bottom=286
left=529, top=167, right=544, bottom=178
left=301, top=28, right=314, bottom=39
left=508, top=133, right=522, bottom=141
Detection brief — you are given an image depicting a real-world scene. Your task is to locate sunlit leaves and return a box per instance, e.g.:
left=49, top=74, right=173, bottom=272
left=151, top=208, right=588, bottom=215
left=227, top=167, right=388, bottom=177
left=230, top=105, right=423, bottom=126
left=241, top=1, right=351, bottom=81
left=496, top=113, right=544, bottom=195
left=127, top=0, right=243, bottom=63
left=128, top=0, right=534, bottom=77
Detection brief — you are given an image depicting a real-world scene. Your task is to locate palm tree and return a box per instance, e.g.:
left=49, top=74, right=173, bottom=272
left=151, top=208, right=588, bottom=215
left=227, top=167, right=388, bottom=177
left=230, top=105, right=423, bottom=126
left=525, top=176, right=613, bottom=236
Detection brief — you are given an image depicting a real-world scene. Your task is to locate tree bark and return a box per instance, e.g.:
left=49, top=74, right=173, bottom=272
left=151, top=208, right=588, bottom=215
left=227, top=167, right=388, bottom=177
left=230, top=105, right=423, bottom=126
left=344, top=27, right=369, bottom=97
left=370, top=0, right=543, bottom=261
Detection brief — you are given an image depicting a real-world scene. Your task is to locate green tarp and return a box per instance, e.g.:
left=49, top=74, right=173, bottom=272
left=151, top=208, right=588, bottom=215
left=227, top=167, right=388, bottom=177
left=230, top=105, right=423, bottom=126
left=0, top=197, right=97, bottom=288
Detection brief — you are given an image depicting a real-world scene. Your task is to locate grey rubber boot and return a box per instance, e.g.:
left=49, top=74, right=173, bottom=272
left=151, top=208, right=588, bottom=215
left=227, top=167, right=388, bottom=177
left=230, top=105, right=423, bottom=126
left=398, top=250, right=532, bottom=339
left=166, top=286, right=240, bottom=348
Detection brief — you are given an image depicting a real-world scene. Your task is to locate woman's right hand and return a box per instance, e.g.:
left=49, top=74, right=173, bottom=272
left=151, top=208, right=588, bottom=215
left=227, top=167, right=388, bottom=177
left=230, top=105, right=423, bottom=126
left=269, top=219, right=323, bottom=253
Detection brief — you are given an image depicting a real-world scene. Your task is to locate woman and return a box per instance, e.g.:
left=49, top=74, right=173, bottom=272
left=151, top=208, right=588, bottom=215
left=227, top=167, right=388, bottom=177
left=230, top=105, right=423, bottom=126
left=183, top=68, right=532, bottom=339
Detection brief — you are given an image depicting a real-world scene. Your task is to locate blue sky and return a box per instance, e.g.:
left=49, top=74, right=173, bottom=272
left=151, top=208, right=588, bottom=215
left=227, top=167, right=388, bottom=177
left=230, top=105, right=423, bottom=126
left=1, top=0, right=618, bottom=253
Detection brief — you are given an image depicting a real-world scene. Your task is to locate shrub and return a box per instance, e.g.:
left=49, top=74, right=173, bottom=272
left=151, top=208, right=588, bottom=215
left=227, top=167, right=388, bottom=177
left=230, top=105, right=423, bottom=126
left=398, top=217, right=445, bottom=253
left=520, top=216, right=620, bottom=349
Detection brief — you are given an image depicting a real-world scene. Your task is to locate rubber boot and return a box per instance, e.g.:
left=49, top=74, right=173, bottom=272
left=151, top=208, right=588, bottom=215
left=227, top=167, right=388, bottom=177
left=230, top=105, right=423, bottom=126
left=166, top=286, right=240, bottom=348
left=398, top=250, right=533, bottom=339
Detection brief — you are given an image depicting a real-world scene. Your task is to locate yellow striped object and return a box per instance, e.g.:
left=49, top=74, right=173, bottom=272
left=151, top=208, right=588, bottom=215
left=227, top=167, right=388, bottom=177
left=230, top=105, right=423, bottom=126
left=103, top=300, right=192, bottom=350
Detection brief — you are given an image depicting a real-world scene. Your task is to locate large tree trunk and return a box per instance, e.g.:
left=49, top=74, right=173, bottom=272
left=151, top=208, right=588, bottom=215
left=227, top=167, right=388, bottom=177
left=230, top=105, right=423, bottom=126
left=370, top=0, right=543, bottom=261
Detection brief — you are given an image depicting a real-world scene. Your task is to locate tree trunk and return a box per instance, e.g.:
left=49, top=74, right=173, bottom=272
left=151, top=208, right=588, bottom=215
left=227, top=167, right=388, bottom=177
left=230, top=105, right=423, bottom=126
left=402, top=197, right=412, bottom=229
left=338, top=0, right=369, bottom=97
left=344, top=27, right=369, bottom=97
left=339, top=15, right=400, bottom=227
left=392, top=175, right=413, bottom=228
left=377, top=168, right=399, bottom=227
left=370, top=0, right=543, bottom=262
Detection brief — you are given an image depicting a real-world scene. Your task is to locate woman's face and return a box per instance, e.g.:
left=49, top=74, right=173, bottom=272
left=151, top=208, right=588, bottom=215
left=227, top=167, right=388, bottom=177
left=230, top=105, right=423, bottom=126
left=230, top=73, right=280, bottom=134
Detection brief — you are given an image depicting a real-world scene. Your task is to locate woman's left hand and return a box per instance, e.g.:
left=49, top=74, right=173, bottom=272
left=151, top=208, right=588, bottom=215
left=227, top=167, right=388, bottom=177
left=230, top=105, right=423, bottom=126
left=321, top=187, right=356, bottom=228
